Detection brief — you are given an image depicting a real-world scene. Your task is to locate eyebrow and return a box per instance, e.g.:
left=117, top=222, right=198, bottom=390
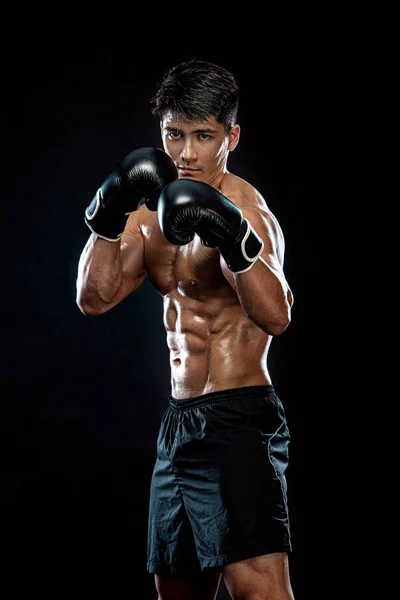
left=164, top=126, right=217, bottom=134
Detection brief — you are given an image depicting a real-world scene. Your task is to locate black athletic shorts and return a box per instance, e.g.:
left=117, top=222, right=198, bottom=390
left=147, top=385, right=291, bottom=574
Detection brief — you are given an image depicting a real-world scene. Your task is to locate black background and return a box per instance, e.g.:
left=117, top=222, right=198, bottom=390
left=4, top=39, right=316, bottom=599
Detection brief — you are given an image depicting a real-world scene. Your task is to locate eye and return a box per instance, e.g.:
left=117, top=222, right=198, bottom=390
left=167, top=131, right=181, bottom=140
left=199, top=134, right=211, bottom=140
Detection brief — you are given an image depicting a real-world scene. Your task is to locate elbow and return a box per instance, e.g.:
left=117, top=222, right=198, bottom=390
left=77, top=305, right=98, bottom=317
left=76, top=293, right=104, bottom=317
left=267, top=316, right=291, bottom=336
left=248, top=310, right=291, bottom=337
left=76, top=300, right=98, bottom=317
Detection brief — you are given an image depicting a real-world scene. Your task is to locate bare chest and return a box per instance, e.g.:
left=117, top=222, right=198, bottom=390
left=141, top=218, right=230, bottom=298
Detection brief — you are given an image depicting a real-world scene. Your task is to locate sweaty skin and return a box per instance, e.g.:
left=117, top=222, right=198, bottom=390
left=123, top=174, right=288, bottom=399
left=77, top=116, right=293, bottom=399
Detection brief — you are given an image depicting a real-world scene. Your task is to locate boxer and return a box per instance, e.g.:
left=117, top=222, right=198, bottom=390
left=77, top=59, right=295, bottom=600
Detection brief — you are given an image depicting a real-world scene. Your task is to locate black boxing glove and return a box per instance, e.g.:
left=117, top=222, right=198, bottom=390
left=158, top=179, right=264, bottom=273
left=85, top=147, right=177, bottom=241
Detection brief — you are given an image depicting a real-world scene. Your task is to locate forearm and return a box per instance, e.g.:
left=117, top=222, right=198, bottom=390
left=76, top=234, right=123, bottom=315
left=223, top=256, right=293, bottom=336
left=157, top=179, right=293, bottom=335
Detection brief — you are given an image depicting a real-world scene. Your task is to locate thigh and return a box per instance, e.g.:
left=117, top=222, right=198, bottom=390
left=147, top=455, right=201, bottom=573
left=172, top=393, right=291, bottom=568
left=223, top=552, right=294, bottom=600
left=155, top=571, right=222, bottom=600
left=148, top=408, right=201, bottom=573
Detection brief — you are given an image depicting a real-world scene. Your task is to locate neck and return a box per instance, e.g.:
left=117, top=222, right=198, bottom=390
left=207, top=166, right=229, bottom=191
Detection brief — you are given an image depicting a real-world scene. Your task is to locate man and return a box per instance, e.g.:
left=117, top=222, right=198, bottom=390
left=76, top=59, right=295, bottom=600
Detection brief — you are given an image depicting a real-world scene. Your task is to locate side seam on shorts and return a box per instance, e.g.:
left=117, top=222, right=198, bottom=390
left=267, top=419, right=292, bottom=550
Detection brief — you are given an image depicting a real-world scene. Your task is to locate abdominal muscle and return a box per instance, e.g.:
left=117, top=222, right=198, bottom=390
left=164, top=291, right=272, bottom=399
left=139, top=211, right=273, bottom=400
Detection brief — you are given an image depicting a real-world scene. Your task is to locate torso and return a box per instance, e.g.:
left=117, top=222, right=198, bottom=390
left=134, top=173, right=277, bottom=399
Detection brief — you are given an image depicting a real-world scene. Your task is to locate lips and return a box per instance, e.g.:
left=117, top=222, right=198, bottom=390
left=178, top=168, right=200, bottom=178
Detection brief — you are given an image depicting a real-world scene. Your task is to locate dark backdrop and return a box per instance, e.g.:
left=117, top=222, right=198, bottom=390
left=4, top=43, right=313, bottom=599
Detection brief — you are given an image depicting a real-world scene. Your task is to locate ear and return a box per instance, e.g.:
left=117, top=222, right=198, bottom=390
left=228, top=124, right=240, bottom=151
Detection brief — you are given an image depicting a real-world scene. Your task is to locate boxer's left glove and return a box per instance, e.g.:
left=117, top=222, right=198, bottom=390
left=158, top=179, right=264, bottom=273
left=85, top=147, right=177, bottom=242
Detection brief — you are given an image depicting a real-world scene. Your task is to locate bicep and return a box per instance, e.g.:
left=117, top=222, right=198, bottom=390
left=120, top=206, right=147, bottom=283
left=249, top=209, right=294, bottom=307
left=242, top=206, right=287, bottom=271
left=221, top=207, right=293, bottom=302
left=120, top=230, right=147, bottom=287
left=104, top=223, right=147, bottom=309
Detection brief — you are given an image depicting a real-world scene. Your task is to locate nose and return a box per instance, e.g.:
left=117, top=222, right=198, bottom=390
left=181, top=138, right=197, bottom=163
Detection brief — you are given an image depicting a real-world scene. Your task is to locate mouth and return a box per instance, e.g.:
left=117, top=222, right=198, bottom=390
left=177, top=166, right=201, bottom=175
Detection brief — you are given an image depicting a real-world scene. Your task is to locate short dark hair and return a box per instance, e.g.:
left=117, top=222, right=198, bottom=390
left=151, top=59, right=239, bottom=132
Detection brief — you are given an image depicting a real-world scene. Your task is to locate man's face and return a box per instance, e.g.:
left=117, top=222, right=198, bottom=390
left=160, top=113, right=239, bottom=185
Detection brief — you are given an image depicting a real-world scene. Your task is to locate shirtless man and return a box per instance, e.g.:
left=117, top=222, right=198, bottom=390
left=76, top=59, right=295, bottom=600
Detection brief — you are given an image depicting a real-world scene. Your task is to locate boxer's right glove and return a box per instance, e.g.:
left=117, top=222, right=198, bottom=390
left=85, top=147, right=178, bottom=242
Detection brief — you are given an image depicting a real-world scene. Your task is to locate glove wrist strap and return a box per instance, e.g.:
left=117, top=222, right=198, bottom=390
left=220, top=219, right=264, bottom=273
left=84, top=189, right=129, bottom=242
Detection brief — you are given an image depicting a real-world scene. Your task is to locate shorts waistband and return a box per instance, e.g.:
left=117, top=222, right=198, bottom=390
left=168, top=385, right=275, bottom=411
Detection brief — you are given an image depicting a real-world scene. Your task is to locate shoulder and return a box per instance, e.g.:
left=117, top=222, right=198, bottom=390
left=221, top=172, right=286, bottom=264
left=220, top=172, right=268, bottom=211
left=221, top=172, right=284, bottom=238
